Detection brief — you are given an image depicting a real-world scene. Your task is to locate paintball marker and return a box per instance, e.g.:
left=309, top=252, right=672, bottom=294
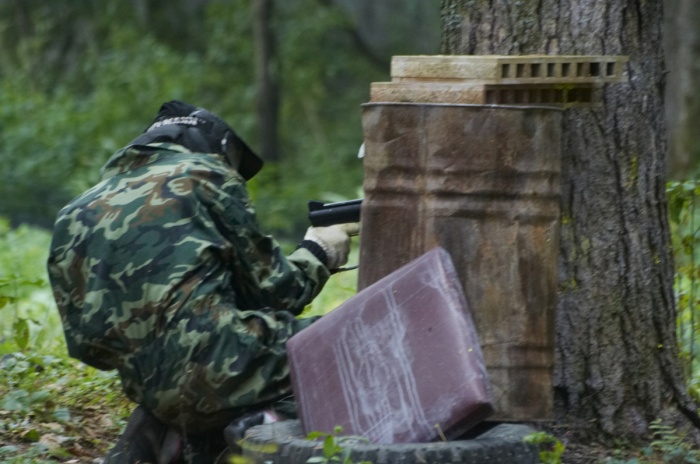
left=308, top=199, right=363, bottom=228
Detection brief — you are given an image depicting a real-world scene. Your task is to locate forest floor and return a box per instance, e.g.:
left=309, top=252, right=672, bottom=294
left=0, top=405, right=121, bottom=463
left=562, top=443, right=652, bottom=464
left=1, top=355, right=697, bottom=463
left=1, top=410, right=693, bottom=464
left=0, top=430, right=683, bottom=464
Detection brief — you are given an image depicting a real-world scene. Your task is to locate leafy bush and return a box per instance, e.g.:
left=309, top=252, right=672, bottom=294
left=523, top=432, right=565, bottom=464
left=606, top=419, right=700, bottom=463
left=0, top=218, right=130, bottom=462
left=0, top=219, right=62, bottom=356
left=668, top=179, right=700, bottom=397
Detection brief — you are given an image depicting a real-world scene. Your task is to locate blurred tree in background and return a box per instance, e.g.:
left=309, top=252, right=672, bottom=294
left=0, top=0, right=440, bottom=241
left=665, top=0, right=700, bottom=180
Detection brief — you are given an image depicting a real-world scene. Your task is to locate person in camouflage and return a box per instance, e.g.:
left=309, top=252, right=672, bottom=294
left=47, top=101, right=357, bottom=463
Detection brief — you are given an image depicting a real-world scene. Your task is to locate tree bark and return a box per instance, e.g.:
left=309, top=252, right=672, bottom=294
left=253, top=0, right=280, bottom=162
left=441, top=0, right=700, bottom=443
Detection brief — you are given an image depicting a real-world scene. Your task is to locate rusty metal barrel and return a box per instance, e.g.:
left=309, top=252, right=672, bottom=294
left=358, top=103, right=562, bottom=421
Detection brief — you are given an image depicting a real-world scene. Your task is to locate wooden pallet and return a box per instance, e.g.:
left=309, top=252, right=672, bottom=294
left=370, top=55, right=628, bottom=106
left=371, top=82, right=602, bottom=106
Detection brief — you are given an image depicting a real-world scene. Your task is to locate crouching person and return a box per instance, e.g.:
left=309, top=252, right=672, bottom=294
left=47, top=101, right=357, bottom=463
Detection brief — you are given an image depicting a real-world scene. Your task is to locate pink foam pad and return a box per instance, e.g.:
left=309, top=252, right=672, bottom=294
left=287, top=247, right=494, bottom=444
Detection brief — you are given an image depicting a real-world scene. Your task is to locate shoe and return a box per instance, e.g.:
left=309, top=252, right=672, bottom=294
left=103, top=405, right=182, bottom=464
left=178, top=432, right=228, bottom=464
left=223, top=411, right=266, bottom=454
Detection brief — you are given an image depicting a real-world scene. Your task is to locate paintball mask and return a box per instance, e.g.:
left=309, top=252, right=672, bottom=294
left=131, top=100, right=263, bottom=180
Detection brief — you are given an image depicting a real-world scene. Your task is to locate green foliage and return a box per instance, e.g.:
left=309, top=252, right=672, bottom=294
left=0, top=352, right=129, bottom=462
left=0, top=1, right=384, bottom=239
left=302, top=245, right=359, bottom=317
left=2, top=354, right=72, bottom=423
left=607, top=419, right=700, bottom=464
left=243, top=0, right=383, bottom=238
left=230, top=440, right=279, bottom=463
left=0, top=24, right=212, bottom=225
left=667, top=180, right=700, bottom=392
left=0, top=217, right=130, bottom=462
left=523, top=432, right=565, bottom=464
left=0, top=219, right=63, bottom=356
left=306, top=426, right=372, bottom=464
left=645, top=419, right=699, bottom=463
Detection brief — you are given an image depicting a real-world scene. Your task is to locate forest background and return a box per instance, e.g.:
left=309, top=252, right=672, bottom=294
left=0, top=0, right=698, bottom=462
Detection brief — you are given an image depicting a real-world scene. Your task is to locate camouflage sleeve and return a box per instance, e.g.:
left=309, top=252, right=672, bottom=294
left=198, top=171, right=331, bottom=314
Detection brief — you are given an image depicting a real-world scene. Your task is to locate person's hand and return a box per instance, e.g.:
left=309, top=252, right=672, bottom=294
left=304, top=223, right=359, bottom=269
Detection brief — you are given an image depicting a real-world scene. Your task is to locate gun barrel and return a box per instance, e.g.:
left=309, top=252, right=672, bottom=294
left=308, top=199, right=362, bottom=227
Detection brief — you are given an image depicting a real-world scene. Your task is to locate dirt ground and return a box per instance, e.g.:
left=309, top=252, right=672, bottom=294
left=0, top=411, right=689, bottom=463
left=0, top=427, right=625, bottom=464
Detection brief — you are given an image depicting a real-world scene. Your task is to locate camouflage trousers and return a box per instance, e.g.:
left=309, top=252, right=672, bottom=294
left=115, top=303, right=318, bottom=433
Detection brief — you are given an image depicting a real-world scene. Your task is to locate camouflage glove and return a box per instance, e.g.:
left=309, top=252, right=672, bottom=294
left=302, top=223, right=359, bottom=270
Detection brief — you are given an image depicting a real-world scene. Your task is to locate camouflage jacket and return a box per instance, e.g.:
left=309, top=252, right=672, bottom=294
left=47, top=142, right=330, bottom=370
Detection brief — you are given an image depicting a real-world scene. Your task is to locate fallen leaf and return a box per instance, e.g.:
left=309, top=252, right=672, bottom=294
left=22, top=428, right=41, bottom=442
left=43, top=422, right=64, bottom=432
left=97, top=415, right=114, bottom=428
left=39, top=432, right=62, bottom=448
left=66, top=442, right=90, bottom=457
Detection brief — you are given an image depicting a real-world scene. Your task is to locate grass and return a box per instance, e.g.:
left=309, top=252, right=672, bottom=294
left=0, top=354, right=130, bottom=462
left=0, top=219, right=131, bottom=461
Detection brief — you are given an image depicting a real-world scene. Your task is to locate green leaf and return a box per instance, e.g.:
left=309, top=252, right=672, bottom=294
left=0, top=445, right=20, bottom=454
left=28, top=390, right=51, bottom=404
left=1, top=389, right=29, bottom=411
left=13, top=317, right=30, bottom=351
left=682, top=235, right=696, bottom=255
left=22, top=428, right=41, bottom=442
left=323, top=435, right=336, bottom=458
left=52, top=407, right=71, bottom=422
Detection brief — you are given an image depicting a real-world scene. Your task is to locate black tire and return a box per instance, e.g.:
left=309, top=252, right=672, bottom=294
left=241, top=420, right=540, bottom=464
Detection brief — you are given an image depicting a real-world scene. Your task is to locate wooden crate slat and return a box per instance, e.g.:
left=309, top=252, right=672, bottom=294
left=391, top=55, right=628, bottom=84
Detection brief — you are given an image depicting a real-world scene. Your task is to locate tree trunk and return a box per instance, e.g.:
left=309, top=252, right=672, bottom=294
left=441, top=0, right=700, bottom=443
left=253, top=0, right=280, bottom=161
